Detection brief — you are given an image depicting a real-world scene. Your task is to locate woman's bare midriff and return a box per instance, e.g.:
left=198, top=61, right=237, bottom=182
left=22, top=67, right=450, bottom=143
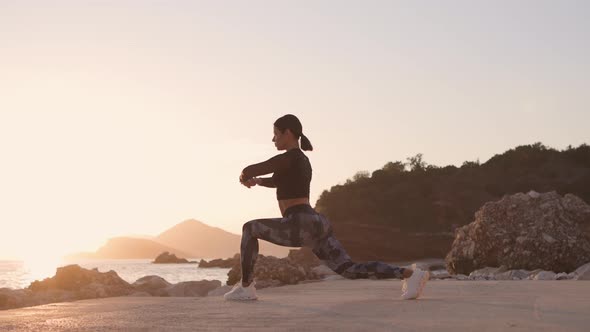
left=278, top=197, right=310, bottom=216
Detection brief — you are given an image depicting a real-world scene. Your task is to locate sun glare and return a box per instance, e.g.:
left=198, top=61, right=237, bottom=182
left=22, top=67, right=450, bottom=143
left=19, top=250, right=69, bottom=285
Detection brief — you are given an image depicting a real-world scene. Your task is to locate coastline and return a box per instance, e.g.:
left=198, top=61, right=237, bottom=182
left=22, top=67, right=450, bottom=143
left=0, top=258, right=230, bottom=290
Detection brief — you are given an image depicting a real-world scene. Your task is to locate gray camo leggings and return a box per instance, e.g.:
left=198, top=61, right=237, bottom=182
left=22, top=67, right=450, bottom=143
left=240, top=204, right=405, bottom=285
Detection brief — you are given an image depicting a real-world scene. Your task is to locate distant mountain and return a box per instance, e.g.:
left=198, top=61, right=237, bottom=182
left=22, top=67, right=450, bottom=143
left=65, top=237, right=193, bottom=260
left=155, top=219, right=291, bottom=259
left=64, top=219, right=291, bottom=260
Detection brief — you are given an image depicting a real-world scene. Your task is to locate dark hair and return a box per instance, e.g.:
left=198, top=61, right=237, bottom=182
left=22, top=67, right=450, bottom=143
left=274, top=114, right=313, bottom=151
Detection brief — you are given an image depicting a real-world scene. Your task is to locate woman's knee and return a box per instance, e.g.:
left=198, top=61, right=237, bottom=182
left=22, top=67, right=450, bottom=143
left=243, top=219, right=267, bottom=236
left=242, top=220, right=255, bottom=234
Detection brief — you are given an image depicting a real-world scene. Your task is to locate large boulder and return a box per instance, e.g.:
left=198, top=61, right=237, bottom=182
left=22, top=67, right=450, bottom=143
left=226, top=248, right=323, bottom=288
left=446, top=191, right=590, bottom=275
left=166, top=280, right=221, bottom=297
left=227, top=256, right=306, bottom=288
left=286, top=247, right=322, bottom=268
left=28, top=264, right=134, bottom=298
left=131, top=276, right=172, bottom=296
left=0, top=265, right=135, bottom=310
left=130, top=276, right=221, bottom=297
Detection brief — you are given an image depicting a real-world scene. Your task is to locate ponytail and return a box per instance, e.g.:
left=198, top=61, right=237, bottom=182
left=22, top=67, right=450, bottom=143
left=274, top=114, right=314, bottom=151
left=300, top=134, right=313, bottom=151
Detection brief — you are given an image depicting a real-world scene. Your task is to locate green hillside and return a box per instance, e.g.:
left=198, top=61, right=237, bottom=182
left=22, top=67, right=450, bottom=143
left=314, top=143, right=590, bottom=261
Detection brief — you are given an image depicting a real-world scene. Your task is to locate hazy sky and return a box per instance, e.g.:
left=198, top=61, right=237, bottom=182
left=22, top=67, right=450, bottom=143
left=1, top=1, right=589, bottom=260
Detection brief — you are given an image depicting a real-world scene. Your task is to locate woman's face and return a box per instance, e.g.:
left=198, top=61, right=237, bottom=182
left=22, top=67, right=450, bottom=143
left=272, top=126, right=289, bottom=150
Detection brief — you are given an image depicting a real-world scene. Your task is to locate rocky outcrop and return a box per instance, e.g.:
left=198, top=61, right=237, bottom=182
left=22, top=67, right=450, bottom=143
left=1, top=265, right=222, bottom=310
left=0, top=288, right=33, bottom=310
left=286, top=246, right=322, bottom=267
left=28, top=264, right=134, bottom=297
left=227, top=248, right=324, bottom=288
left=424, top=263, right=590, bottom=281
left=130, top=276, right=220, bottom=297
left=1, top=265, right=134, bottom=310
left=167, top=280, right=221, bottom=297
left=199, top=254, right=239, bottom=268
left=445, top=191, right=590, bottom=275
left=153, top=251, right=195, bottom=264
left=227, top=256, right=308, bottom=288
left=458, top=266, right=584, bottom=281
left=131, top=276, right=171, bottom=296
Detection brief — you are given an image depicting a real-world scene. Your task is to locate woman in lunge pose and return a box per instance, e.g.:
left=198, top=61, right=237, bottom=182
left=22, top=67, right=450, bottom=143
left=224, top=114, right=429, bottom=301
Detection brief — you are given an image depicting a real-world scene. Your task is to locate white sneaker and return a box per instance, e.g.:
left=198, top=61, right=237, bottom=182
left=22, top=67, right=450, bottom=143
left=223, top=281, right=258, bottom=301
left=401, top=269, right=429, bottom=300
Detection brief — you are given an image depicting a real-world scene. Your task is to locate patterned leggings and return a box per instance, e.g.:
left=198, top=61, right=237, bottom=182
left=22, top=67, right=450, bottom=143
left=240, top=204, right=405, bottom=285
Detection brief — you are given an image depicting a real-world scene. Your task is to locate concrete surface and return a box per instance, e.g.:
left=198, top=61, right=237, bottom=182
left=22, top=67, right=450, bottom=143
left=1, top=279, right=589, bottom=331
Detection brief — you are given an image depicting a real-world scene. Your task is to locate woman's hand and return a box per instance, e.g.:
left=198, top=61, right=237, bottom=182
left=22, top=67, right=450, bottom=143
left=243, top=178, right=258, bottom=188
left=239, top=172, right=258, bottom=188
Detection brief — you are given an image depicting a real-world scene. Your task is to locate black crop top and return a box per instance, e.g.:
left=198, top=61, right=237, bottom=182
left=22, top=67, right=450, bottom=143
left=241, top=148, right=312, bottom=200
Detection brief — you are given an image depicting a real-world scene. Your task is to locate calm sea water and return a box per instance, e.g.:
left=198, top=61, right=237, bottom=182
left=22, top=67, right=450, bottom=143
left=0, top=258, right=230, bottom=290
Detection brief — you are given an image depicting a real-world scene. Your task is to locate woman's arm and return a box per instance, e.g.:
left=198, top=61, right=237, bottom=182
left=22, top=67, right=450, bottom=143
left=256, top=177, right=276, bottom=188
left=240, top=152, right=290, bottom=182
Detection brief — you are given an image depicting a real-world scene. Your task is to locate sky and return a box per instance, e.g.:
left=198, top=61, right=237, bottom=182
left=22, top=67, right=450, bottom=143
left=1, top=0, right=589, bottom=260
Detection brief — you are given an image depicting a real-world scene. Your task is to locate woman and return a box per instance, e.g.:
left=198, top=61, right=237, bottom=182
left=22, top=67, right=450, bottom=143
left=224, top=114, right=429, bottom=301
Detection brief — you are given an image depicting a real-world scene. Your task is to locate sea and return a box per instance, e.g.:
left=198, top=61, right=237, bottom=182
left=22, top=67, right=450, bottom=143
left=0, top=258, right=231, bottom=290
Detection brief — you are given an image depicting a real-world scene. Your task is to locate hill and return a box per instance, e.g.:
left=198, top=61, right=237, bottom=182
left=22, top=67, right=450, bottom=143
left=65, top=220, right=291, bottom=260
left=65, top=237, right=193, bottom=260
left=155, top=219, right=291, bottom=259
left=314, top=143, right=590, bottom=261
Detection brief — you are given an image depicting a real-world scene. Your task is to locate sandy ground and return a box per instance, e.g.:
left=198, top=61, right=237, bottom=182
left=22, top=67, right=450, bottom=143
left=1, top=279, right=589, bottom=331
